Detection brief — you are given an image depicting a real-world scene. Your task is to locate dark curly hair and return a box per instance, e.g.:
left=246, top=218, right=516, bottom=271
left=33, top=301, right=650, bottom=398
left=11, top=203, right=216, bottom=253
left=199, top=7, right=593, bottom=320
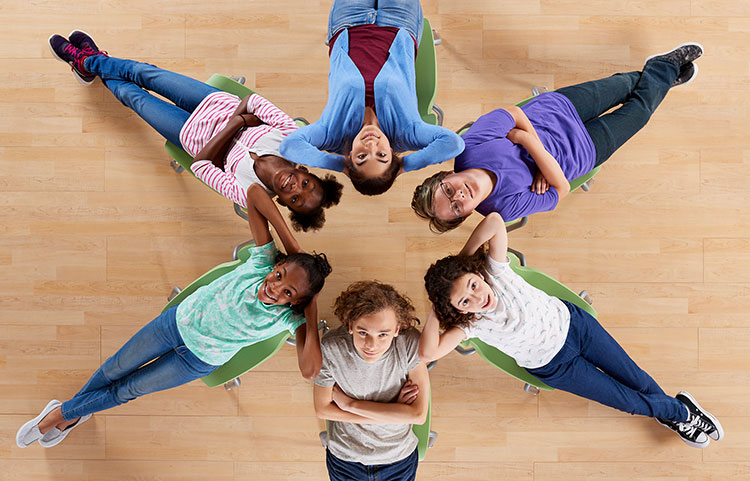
left=286, top=173, right=343, bottom=232
left=411, top=170, right=470, bottom=233
left=344, top=151, right=402, bottom=196
left=274, top=251, right=332, bottom=314
left=423, top=248, right=490, bottom=329
left=334, top=280, right=420, bottom=331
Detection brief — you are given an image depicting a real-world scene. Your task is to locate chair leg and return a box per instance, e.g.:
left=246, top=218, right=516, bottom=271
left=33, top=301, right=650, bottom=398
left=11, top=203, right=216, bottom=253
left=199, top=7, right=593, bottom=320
left=432, top=104, right=444, bottom=126
left=579, top=290, right=593, bottom=305
left=507, top=247, right=526, bottom=267
left=581, top=177, right=595, bottom=192
left=523, top=383, right=540, bottom=395
left=293, top=116, right=310, bottom=126
left=229, top=75, right=246, bottom=85
left=505, top=216, right=528, bottom=233
left=169, top=158, right=185, bottom=174
left=432, top=29, right=441, bottom=46
left=531, top=86, right=549, bottom=96
left=168, top=286, right=182, bottom=302
left=234, top=203, right=248, bottom=221
left=426, top=360, right=438, bottom=371
left=428, top=431, right=438, bottom=448
left=233, top=239, right=256, bottom=261
left=224, top=378, right=241, bottom=390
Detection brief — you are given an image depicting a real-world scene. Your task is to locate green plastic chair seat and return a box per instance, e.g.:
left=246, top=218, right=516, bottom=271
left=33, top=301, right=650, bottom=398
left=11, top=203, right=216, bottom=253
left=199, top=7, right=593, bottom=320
left=415, top=18, right=440, bottom=125
left=162, top=242, right=293, bottom=388
left=462, top=251, right=598, bottom=391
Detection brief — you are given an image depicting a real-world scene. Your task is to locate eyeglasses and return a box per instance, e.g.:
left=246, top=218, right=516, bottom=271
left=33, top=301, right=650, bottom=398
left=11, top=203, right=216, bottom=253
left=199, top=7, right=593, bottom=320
left=439, top=181, right=462, bottom=219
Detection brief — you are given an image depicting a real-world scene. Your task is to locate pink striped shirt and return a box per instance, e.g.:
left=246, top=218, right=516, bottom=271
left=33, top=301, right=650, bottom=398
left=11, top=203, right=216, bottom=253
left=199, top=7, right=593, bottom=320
left=179, top=92, right=298, bottom=208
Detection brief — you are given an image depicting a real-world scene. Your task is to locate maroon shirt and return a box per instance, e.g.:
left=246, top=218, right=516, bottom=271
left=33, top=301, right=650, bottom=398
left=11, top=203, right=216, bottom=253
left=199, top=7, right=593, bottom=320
left=329, top=25, right=415, bottom=110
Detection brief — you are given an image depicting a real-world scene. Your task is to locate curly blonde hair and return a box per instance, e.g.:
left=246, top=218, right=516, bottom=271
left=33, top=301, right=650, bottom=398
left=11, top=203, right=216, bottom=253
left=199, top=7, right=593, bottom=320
left=334, top=281, right=420, bottom=331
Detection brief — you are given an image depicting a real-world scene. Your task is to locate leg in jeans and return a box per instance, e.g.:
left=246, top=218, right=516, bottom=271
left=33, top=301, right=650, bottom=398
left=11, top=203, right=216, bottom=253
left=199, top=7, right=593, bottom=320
left=83, top=55, right=220, bottom=147
left=528, top=302, right=687, bottom=422
left=557, top=59, right=680, bottom=166
left=326, top=449, right=369, bottom=481
left=60, top=306, right=216, bottom=420
left=328, top=0, right=378, bottom=42
left=376, top=448, right=419, bottom=481
left=374, top=0, right=424, bottom=46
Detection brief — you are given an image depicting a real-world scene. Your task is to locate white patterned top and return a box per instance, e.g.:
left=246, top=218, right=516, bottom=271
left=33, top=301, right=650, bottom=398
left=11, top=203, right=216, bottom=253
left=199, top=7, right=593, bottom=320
left=459, top=253, right=571, bottom=368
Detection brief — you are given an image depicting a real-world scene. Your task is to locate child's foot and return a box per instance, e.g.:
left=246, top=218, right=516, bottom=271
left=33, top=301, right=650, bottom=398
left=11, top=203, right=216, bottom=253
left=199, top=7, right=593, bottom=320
left=656, top=416, right=710, bottom=448
left=672, top=62, right=698, bottom=88
left=68, top=30, right=106, bottom=57
left=646, top=42, right=704, bottom=67
left=677, top=391, right=724, bottom=441
left=48, top=34, right=95, bottom=86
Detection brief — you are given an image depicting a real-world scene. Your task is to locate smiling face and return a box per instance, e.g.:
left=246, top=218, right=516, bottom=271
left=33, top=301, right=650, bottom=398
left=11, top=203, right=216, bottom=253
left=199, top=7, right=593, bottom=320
left=273, top=166, right=324, bottom=215
left=432, top=170, right=494, bottom=221
left=349, top=308, right=400, bottom=363
left=256, top=261, right=311, bottom=306
left=348, top=125, right=393, bottom=179
left=449, top=273, right=498, bottom=314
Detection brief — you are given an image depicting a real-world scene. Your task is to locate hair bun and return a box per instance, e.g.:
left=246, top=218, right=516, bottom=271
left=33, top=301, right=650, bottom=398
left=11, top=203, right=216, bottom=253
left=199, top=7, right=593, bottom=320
left=312, top=252, right=332, bottom=278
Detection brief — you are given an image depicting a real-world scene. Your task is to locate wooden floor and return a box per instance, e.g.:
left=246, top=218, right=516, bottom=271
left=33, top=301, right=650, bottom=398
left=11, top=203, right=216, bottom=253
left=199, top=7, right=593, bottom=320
left=2, top=1, right=750, bottom=480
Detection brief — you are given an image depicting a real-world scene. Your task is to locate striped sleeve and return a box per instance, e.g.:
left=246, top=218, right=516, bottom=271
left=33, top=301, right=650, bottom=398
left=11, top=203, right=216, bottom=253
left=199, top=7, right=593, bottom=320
left=190, top=159, right=248, bottom=208
left=247, top=94, right=298, bottom=135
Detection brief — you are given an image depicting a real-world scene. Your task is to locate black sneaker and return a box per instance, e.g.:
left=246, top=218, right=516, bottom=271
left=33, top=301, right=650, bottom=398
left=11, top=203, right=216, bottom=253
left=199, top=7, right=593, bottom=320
left=68, top=30, right=106, bottom=57
left=48, top=34, right=95, bottom=86
left=656, top=416, right=710, bottom=448
left=672, top=62, right=698, bottom=88
left=645, top=42, right=704, bottom=67
left=676, top=391, right=724, bottom=441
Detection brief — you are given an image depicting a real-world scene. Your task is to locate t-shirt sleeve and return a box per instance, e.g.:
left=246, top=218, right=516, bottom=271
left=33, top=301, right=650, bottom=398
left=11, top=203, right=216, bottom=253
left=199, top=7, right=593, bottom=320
left=496, top=187, right=560, bottom=221
left=314, top=337, right=336, bottom=387
left=246, top=93, right=298, bottom=135
left=462, top=109, right=516, bottom=147
left=248, top=241, right=278, bottom=270
left=401, top=329, right=423, bottom=372
left=486, top=251, right=512, bottom=278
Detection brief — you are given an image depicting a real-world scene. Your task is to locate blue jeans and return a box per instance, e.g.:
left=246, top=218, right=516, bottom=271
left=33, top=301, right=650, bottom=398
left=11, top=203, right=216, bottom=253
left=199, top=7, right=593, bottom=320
left=556, top=58, right=680, bottom=167
left=84, top=55, right=220, bottom=148
left=527, top=301, right=688, bottom=422
left=60, top=306, right=217, bottom=420
left=326, top=448, right=419, bottom=481
left=328, top=0, right=424, bottom=45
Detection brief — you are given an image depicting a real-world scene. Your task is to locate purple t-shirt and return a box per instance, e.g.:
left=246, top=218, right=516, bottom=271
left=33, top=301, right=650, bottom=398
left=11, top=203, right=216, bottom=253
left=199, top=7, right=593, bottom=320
left=454, top=92, right=595, bottom=221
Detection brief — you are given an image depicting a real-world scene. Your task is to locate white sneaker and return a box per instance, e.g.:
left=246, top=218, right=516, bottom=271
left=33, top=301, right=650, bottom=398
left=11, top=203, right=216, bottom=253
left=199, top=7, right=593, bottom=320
left=15, top=400, right=62, bottom=448
left=39, top=413, right=92, bottom=448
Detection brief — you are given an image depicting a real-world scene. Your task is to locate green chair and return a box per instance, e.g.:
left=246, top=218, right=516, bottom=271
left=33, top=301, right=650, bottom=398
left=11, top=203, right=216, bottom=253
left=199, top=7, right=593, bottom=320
left=415, top=18, right=444, bottom=126
left=453, top=247, right=597, bottom=394
left=163, top=240, right=295, bottom=390
left=164, top=75, right=307, bottom=221
left=319, top=392, right=437, bottom=461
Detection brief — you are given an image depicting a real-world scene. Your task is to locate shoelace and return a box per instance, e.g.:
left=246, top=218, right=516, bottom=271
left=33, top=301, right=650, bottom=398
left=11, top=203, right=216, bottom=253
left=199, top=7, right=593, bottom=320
left=687, top=413, right=714, bottom=433
left=678, top=415, right=709, bottom=438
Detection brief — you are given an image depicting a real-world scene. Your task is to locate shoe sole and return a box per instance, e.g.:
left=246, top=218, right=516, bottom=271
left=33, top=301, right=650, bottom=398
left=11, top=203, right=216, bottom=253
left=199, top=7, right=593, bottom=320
left=678, top=391, right=724, bottom=441
left=47, top=34, right=95, bottom=87
left=39, top=413, right=92, bottom=448
left=15, top=399, right=62, bottom=448
left=655, top=417, right=710, bottom=449
left=645, top=41, right=705, bottom=65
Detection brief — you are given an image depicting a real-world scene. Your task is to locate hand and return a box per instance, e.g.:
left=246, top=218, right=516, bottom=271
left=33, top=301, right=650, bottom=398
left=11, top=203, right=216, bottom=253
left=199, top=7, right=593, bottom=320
left=506, top=128, right=527, bottom=145
left=531, top=170, right=550, bottom=195
left=396, top=380, right=419, bottom=405
left=332, top=384, right=353, bottom=410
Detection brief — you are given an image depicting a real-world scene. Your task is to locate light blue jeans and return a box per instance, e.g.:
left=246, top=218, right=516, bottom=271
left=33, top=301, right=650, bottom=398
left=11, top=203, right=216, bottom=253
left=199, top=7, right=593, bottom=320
left=84, top=55, right=220, bottom=148
left=60, top=306, right=217, bottom=420
left=327, top=0, right=424, bottom=45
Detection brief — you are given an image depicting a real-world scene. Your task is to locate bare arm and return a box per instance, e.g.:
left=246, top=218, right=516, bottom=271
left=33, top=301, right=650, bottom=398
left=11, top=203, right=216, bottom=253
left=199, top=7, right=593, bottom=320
left=245, top=183, right=301, bottom=254
left=313, top=384, right=382, bottom=424
left=458, top=212, right=508, bottom=261
left=193, top=115, right=253, bottom=169
left=331, top=363, right=430, bottom=425
left=505, top=106, right=570, bottom=199
left=418, top=307, right=467, bottom=363
left=294, top=296, right=322, bottom=380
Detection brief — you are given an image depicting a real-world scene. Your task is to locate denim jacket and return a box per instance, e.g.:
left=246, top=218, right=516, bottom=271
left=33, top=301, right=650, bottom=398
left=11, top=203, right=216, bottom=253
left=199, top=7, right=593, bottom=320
left=279, top=28, right=464, bottom=172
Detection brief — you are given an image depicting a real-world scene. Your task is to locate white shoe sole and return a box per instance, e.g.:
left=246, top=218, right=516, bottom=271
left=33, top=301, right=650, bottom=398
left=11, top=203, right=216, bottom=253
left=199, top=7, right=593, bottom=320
left=39, top=413, right=92, bottom=448
left=47, top=34, right=95, bottom=86
left=15, top=399, right=62, bottom=448
left=678, top=391, right=724, bottom=441
left=655, top=417, right=710, bottom=449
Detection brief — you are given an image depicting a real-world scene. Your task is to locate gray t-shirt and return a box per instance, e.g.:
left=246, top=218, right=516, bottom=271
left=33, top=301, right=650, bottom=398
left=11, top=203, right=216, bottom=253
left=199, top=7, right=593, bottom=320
left=314, top=326, right=422, bottom=465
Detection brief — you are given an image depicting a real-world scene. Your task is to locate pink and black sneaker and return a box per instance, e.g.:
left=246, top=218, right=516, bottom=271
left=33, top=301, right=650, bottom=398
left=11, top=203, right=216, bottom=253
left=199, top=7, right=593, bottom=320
left=68, top=30, right=106, bottom=57
left=48, top=34, right=95, bottom=86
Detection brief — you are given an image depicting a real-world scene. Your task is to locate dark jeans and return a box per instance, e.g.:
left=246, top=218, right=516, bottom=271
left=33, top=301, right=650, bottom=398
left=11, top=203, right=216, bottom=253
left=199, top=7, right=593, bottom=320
left=527, top=301, right=687, bottom=422
left=60, top=306, right=217, bottom=420
left=84, top=55, right=220, bottom=148
left=326, top=448, right=419, bottom=481
left=556, top=58, right=680, bottom=167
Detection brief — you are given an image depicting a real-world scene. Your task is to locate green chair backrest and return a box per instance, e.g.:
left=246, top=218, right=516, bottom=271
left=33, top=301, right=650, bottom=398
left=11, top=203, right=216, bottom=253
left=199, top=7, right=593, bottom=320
left=162, top=243, right=293, bottom=388
left=466, top=251, right=597, bottom=391
left=415, top=18, right=439, bottom=125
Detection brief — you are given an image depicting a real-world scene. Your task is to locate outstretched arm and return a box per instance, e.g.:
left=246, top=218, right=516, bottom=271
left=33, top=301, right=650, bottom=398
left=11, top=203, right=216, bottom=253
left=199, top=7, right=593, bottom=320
left=294, top=296, right=322, bottom=380
left=418, top=307, right=467, bottom=363
left=458, top=212, right=508, bottom=261
left=505, top=106, right=570, bottom=199
left=245, top=183, right=301, bottom=254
